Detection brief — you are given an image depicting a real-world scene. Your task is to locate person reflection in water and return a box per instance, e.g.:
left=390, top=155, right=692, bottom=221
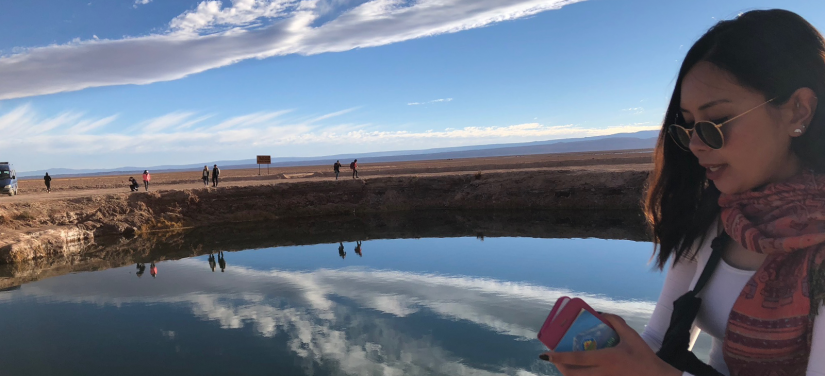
left=150, top=262, right=157, bottom=278
left=208, top=253, right=216, bottom=272
left=338, top=242, right=346, bottom=259
left=355, top=241, right=363, bottom=257
left=218, top=251, right=226, bottom=272
left=136, top=263, right=146, bottom=278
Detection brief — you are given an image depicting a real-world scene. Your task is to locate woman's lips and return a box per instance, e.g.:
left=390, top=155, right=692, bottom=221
left=703, top=164, right=727, bottom=180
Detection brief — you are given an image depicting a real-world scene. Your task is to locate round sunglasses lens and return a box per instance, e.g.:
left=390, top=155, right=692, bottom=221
left=696, top=121, right=724, bottom=149
left=668, top=125, right=691, bottom=149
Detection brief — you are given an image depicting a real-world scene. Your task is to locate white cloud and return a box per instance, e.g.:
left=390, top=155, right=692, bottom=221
left=622, top=107, right=644, bottom=115
left=408, top=98, right=453, bottom=106
left=133, top=0, right=152, bottom=8
left=0, top=0, right=585, bottom=100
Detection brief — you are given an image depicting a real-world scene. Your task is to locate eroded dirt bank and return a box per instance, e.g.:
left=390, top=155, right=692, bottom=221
left=0, top=209, right=648, bottom=290
left=0, top=167, right=649, bottom=264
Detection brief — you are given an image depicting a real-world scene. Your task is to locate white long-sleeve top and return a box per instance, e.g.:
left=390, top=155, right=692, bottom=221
left=640, top=222, right=825, bottom=376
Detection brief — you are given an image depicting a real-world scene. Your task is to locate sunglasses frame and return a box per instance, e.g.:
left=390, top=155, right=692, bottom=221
left=668, top=97, right=777, bottom=150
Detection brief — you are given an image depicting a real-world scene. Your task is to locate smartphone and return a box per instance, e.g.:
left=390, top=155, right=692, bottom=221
left=537, top=297, right=619, bottom=352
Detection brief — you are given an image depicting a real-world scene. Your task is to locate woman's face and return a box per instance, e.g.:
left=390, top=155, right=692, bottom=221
left=680, top=62, right=800, bottom=194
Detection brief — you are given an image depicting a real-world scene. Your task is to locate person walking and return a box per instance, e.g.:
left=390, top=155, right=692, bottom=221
left=212, top=164, right=220, bottom=187
left=333, top=160, right=342, bottom=180
left=201, top=166, right=210, bottom=186
left=150, top=261, right=157, bottom=278
left=44, top=172, right=52, bottom=193
left=218, top=251, right=226, bottom=272
left=355, top=241, right=362, bottom=257
left=142, top=170, right=151, bottom=191
left=350, top=159, right=358, bottom=179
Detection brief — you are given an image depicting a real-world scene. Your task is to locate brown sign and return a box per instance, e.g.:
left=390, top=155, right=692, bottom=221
left=256, top=155, right=271, bottom=164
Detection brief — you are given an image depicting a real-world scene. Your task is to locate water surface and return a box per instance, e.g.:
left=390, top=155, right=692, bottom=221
left=0, top=236, right=696, bottom=376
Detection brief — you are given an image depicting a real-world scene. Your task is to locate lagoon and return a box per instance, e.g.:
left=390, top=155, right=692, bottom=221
left=0, top=233, right=708, bottom=375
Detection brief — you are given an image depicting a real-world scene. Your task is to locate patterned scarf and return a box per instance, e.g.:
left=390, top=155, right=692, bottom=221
left=719, top=171, right=825, bottom=376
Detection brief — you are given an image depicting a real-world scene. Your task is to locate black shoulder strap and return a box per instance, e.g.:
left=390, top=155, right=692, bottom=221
left=692, top=232, right=729, bottom=294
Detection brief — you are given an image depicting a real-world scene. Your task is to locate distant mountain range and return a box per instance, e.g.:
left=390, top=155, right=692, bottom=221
left=19, top=130, right=659, bottom=178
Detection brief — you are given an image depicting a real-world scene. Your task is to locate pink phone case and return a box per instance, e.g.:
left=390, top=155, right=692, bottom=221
left=537, top=297, right=613, bottom=351
left=537, top=296, right=569, bottom=348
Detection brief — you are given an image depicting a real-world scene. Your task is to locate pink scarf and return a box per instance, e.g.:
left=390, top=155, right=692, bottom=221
left=719, top=171, right=825, bottom=376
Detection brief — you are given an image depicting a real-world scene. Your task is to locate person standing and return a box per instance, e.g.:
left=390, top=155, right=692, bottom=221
left=355, top=241, right=362, bottom=257
left=212, top=164, right=220, bottom=187
left=150, top=261, right=157, bottom=278
left=142, top=170, right=151, bottom=191
left=44, top=172, right=52, bottom=193
left=333, top=160, right=342, bottom=180
left=218, top=251, right=226, bottom=272
left=208, top=253, right=216, bottom=272
left=201, top=166, right=210, bottom=186
left=350, top=159, right=358, bottom=179
left=136, top=263, right=146, bottom=278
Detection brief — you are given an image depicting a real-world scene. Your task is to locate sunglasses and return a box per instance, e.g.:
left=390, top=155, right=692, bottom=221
left=668, top=97, right=776, bottom=150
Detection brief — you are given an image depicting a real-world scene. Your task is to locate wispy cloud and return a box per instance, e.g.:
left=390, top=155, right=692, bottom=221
left=0, top=104, right=659, bottom=162
left=207, top=110, right=292, bottom=131
left=140, top=111, right=199, bottom=133
left=308, top=107, right=359, bottom=123
left=622, top=107, right=644, bottom=115
left=133, top=0, right=152, bottom=8
left=0, top=0, right=585, bottom=100
left=408, top=98, right=453, bottom=106
left=0, top=104, right=117, bottom=138
left=67, top=114, right=119, bottom=134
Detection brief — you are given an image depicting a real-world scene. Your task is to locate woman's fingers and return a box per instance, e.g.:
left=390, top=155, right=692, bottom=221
left=543, top=348, right=619, bottom=367
left=600, top=313, right=646, bottom=346
left=554, top=364, right=604, bottom=376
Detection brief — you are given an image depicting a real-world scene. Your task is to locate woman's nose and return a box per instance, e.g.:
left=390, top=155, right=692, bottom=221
left=688, top=128, right=710, bottom=155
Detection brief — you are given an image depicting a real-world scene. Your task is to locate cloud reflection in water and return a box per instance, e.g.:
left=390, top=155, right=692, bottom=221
left=1, top=259, right=660, bottom=376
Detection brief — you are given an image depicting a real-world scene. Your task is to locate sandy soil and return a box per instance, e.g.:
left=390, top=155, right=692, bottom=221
left=8, top=150, right=652, bottom=203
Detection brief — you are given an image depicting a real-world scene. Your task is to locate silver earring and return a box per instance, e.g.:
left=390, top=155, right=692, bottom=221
left=795, top=129, right=803, bottom=134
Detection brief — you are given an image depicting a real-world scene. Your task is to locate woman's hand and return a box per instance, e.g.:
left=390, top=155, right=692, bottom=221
left=540, top=314, right=681, bottom=376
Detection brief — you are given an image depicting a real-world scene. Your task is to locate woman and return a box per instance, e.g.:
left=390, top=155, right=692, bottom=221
left=142, top=170, right=150, bottom=191
left=202, top=166, right=210, bottom=186
left=541, top=10, right=825, bottom=376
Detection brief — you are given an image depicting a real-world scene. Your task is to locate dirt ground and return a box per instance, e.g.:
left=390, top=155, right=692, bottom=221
left=8, top=150, right=652, bottom=203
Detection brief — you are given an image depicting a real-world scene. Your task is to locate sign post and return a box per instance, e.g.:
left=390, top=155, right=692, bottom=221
left=256, top=155, right=272, bottom=175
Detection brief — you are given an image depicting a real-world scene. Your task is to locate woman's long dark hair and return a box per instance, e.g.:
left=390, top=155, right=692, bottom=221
left=646, top=9, right=825, bottom=269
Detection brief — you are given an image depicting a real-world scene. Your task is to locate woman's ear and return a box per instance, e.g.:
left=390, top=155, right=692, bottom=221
left=786, top=87, right=818, bottom=138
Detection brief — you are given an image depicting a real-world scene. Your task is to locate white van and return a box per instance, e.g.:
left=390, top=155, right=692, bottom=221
left=0, top=163, right=19, bottom=196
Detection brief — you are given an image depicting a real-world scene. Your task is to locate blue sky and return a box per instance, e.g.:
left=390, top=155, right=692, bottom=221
left=1, top=0, right=823, bottom=171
